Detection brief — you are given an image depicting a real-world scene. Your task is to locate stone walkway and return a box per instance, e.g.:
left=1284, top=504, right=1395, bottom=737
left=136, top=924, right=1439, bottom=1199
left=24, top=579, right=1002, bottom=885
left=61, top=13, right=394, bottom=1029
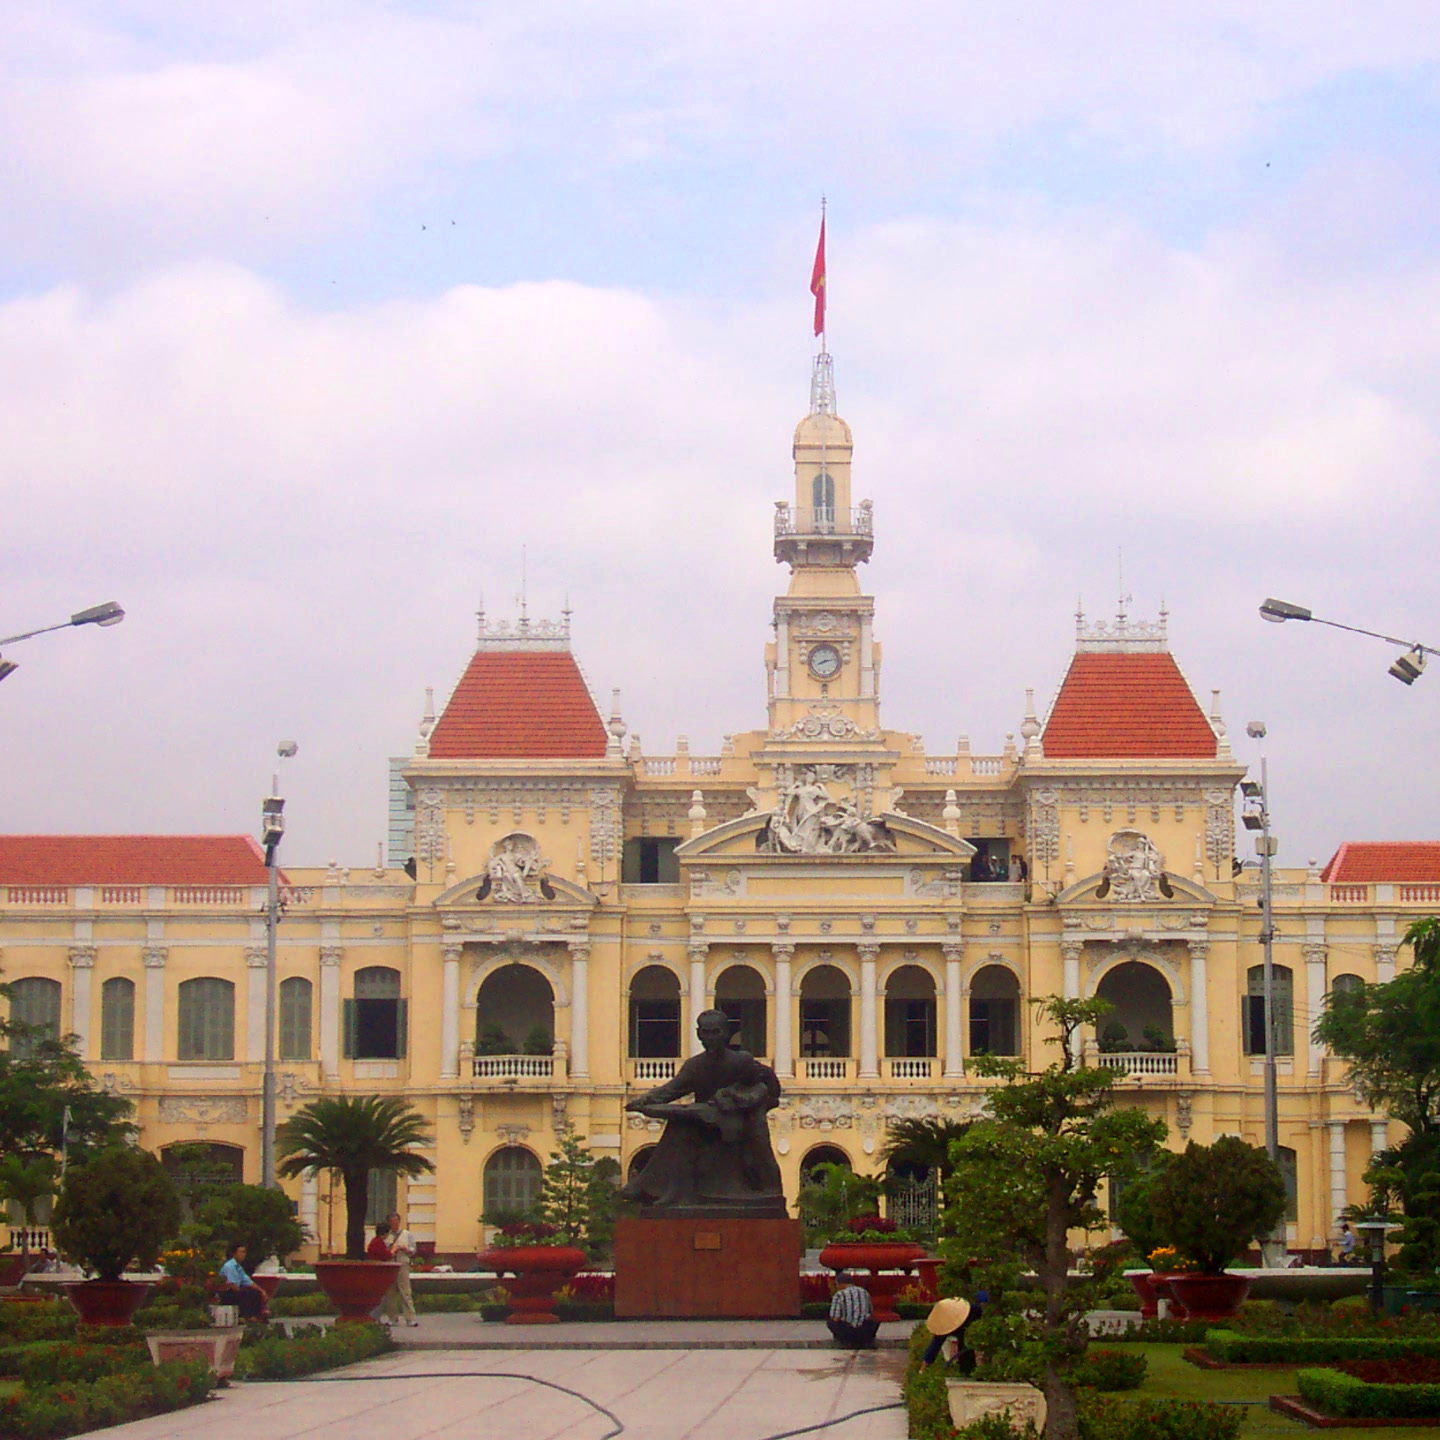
left=95, top=1346, right=909, bottom=1440
left=390, top=1314, right=914, bottom=1349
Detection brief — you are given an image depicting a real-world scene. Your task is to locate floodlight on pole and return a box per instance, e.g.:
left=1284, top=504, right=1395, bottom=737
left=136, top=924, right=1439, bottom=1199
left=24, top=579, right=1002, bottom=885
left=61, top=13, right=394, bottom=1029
left=0, top=601, right=126, bottom=681
left=1259, top=598, right=1438, bottom=686
left=261, top=741, right=299, bottom=1191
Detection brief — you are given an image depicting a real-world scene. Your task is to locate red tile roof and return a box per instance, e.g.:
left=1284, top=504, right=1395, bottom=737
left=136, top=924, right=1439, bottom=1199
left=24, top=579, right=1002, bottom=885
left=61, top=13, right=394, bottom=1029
left=1321, top=843, right=1440, bottom=884
left=1042, top=652, right=1218, bottom=759
left=0, top=836, right=270, bottom=885
left=428, top=651, right=608, bottom=760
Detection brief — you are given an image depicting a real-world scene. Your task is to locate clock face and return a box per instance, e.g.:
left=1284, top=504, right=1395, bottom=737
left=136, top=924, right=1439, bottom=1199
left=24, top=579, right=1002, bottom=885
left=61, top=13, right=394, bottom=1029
left=808, top=644, right=842, bottom=679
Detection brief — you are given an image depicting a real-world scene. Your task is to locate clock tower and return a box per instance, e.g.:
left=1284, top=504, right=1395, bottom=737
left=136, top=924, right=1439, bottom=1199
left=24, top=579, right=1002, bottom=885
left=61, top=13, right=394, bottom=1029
left=766, top=351, right=881, bottom=742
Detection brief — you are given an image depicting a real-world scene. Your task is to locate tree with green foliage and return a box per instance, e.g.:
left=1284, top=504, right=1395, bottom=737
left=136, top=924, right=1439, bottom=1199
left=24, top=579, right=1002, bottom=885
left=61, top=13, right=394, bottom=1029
left=277, top=1096, right=434, bottom=1258
left=877, top=1116, right=973, bottom=1179
left=794, top=1161, right=882, bottom=1248
left=1145, top=1137, right=1286, bottom=1274
left=1315, top=918, right=1440, bottom=1138
left=197, top=1183, right=309, bottom=1266
left=52, top=1146, right=181, bottom=1280
left=537, top=1123, right=617, bottom=1260
left=941, top=996, right=1166, bottom=1440
left=0, top=1154, right=57, bottom=1257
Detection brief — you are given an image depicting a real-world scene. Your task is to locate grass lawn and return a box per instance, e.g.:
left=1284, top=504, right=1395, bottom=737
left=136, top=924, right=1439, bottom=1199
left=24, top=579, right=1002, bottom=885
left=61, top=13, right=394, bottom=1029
left=1132, top=1342, right=1440, bottom=1439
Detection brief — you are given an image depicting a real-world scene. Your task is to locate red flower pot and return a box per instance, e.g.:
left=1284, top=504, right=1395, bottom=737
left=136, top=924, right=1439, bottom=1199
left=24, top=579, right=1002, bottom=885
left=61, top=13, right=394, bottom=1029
left=1149, top=1272, right=1188, bottom=1319
left=1163, top=1272, right=1250, bottom=1322
left=478, top=1245, right=587, bottom=1325
left=252, top=1274, right=283, bottom=1301
left=1127, top=1272, right=1160, bottom=1319
left=313, top=1259, right=401, bottom=1324
left=64, top=1279, right=153, bottom=1327
left=817, top=1241, right=927, bottom=1323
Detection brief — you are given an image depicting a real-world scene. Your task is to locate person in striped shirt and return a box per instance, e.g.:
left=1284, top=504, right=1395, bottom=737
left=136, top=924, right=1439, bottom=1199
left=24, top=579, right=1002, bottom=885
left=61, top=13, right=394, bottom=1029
left=827, top=1272, right=879, bottom=1349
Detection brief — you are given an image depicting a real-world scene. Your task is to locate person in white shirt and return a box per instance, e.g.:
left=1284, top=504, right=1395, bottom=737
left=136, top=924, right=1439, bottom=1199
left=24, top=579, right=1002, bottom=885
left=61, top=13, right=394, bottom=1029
left=387, top=1212, right=419, bottom=1326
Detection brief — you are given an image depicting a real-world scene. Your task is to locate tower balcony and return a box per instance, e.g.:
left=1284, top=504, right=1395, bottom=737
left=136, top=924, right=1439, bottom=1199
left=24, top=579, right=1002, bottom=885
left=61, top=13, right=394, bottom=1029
left=773, top=502, right=873, bottom=565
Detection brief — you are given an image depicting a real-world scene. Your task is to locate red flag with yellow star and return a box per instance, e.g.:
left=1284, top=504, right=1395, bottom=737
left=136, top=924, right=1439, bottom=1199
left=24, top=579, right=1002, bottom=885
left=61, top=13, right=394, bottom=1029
left=810, top=217, right=826, bottom=337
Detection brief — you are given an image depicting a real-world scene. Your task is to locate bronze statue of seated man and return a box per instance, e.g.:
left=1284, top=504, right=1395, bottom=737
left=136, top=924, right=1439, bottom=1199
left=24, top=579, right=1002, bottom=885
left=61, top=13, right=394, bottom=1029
left=621, top=1008, right=787, bottom=1218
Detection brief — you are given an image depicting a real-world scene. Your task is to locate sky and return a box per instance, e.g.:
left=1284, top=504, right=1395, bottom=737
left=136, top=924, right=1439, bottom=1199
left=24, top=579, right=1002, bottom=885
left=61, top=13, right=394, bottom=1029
left=4, top=2, right=1440, bottom=870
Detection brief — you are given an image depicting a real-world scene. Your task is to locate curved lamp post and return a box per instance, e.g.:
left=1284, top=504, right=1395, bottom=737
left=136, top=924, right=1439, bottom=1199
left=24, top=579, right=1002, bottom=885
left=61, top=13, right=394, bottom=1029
left=0, top=601, right=125, bottom=681
left=1260, top=598, right=1438, bottom=686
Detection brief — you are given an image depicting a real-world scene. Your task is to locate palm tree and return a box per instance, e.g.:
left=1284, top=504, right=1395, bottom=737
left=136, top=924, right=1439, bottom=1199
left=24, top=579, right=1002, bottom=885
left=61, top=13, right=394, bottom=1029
left=877, top=1116, right=973, bottom=1180
left=277, top=1096, right=434, bottom=1258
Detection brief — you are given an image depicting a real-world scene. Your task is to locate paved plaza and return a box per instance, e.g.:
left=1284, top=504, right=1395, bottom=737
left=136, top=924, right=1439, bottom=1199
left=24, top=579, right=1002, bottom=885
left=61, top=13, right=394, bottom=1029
left=95, top=1344, right=908, bottom=1440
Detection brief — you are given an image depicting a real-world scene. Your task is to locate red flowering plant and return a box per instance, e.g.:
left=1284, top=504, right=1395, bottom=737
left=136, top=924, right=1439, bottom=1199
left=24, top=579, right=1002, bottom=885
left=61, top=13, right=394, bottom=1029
left=838, top=1214, right=918, bottom=1244
left=487, top=1220, right=568, bottom=1250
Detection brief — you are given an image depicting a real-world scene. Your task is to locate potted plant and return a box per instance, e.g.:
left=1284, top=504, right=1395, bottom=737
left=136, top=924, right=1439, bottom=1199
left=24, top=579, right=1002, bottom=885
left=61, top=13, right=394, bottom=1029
left=477, top=1219, right=587, bottom=1325
left=1113, top=1161, right=1170, bottom=1317
left=277, top=1095, right=433, bottom=1321
left=1145, top=1137, right=1286, bottom=1321
left=197, top=1184, right=308, bottom=1301
left=139, top=1261, right=243, bottom=1380
left=817, top=1216, right=926, bottom=1323
left=51, top=1146, right=180, bottom=1326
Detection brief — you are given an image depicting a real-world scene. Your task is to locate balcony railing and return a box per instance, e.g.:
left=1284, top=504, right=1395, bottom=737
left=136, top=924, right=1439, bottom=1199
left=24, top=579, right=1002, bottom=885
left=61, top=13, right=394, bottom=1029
left=773, top=504, right=873, bottom=540
left=1093, top=1050, right=1180, bottom=1078
left=884, top=1057, right=935, bottom=1080
left=801, top=1057, right=853, bottom=1081
left=472, top=1054, right=558, bottom=1081
left=630, top=1058, right=679, bottom=1083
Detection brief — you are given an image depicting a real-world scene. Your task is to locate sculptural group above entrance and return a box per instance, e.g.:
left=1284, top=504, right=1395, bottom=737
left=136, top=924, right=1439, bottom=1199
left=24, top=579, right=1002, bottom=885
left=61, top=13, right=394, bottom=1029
left=758, top=766, right=896, bottom=856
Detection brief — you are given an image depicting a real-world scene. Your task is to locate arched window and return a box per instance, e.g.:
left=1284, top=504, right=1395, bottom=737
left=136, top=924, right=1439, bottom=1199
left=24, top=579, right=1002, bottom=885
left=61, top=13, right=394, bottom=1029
left=1095, top=961, right=1174, bottom=1052
left=716, top=964, right=767, bottom=1056
left=475, top=966, right=553, bottom=1056
left=1244, top=965, right=1294, bottom=1056
left=969, top=965, right=1020, bottom=1056
left=627, top=1146, right=657, bottom=1183
left=1330, top=973, right=1364, bottom=999
left=800, top=1144, right=851, bottom=1185
left=811, top=471, right=835, bottom=530
left=800, top=965, right=851, bottom=1057
left=628, top=966, right=681, bottom=1058
left=346, top=966, right=405, bottom=1061
left=884, top=965, right=936, bottom=1057
left=177, top=977, right=234, bottom=1061
left=279, top=977, right=312, bottom=1061
left=100, top=977, right=135, bottom=1061
left=483, top=1147, right=543, bottom=1220
left=162, top=1142, right=244, bottom=1214
left=8, top=977, right=61, bottom=1059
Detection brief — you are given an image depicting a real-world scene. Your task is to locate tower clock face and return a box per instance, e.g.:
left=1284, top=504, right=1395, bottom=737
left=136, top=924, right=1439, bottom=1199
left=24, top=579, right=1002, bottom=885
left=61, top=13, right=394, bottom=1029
left=808, top=644, right=842, bottom=679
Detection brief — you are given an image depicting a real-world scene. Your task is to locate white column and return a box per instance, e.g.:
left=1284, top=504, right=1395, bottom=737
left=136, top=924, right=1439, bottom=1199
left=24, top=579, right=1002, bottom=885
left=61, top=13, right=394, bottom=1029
left=68, top=946, right=96, bottom=1059
left=943, top=943, right=965, bottom=1078
left=245, top=946, right=268, bottom=1062
left=1328, top=1120, right=1348, bottom=1227
left=1305, top=944, right=1327, bottom=1078
left=569, top=943, right=590, bottom=1079
left=440, top=943, right=462, bottom=1079
left=688, top=944, right=709, bottom=1055
left=859, top=944, right=879, bottom=1079
left=1061, top=940, right=1083, bottom=1063
left=1187, top=939, right=1210, bottom=1076
left=772, top=944, right=794, bottom=1078
left=142, top=946, right=167, bottom=1062
left=1374, top=944, right=1397, bottom=983
left=1371, top=1119, right=1390, bottom=1158
left=319, top=946, right=343, bottom=1081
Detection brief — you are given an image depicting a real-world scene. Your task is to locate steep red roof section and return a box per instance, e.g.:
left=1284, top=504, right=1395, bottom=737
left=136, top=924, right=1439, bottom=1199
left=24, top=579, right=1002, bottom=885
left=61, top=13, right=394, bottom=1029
left=428, top=651, right=608, bottom=760
left=0, top=836, right=270, bottom=885
left=1322, top=843, right=1440, bottom=883
left=1043, top=653, right=1217, bottom=759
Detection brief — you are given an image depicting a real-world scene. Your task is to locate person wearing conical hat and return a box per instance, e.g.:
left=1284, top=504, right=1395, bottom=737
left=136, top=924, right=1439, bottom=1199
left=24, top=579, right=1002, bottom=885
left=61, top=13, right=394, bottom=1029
left=922, top=1294, right=983, bottom=1370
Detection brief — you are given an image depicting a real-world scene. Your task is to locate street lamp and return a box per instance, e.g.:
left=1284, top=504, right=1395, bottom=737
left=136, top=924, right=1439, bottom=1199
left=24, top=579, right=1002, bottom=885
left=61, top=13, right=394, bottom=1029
left=260, top=741, right=299, bottom=1190
left=1260, top=598, right=1438, bottom=687
left=0, top=601, right=125, bottom=681
left=1240, top=723, right=1280, bottom=1168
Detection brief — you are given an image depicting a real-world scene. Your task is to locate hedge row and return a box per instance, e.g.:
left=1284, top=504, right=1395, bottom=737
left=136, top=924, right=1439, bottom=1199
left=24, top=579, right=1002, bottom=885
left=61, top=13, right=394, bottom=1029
left=1205, top=1328, right=1440, bottom=1365
left=0, top=1358, right=214, bottom=1440
left=235, top=1320, right=394, bottom=1380
left=1297, top=1367, right=1440, bottom=1419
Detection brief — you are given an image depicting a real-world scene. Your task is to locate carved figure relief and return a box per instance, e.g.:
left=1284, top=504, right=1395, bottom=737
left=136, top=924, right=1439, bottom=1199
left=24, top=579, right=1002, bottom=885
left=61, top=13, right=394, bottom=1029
left=759, top=766, right=896, bottom=855
left=1100, top=830, right=1169, bottom=902
left=479, top=833, right=549, bottom=903
left=772, top=701, right=879, bottom=742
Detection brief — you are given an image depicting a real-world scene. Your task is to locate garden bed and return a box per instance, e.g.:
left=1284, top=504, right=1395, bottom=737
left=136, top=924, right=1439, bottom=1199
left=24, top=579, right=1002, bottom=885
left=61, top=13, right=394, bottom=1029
left=1203, top=1328, right=1440, bottom=1366
left=1269, top=1392, right=1440, bottom=1428
left=1291, top=1365, right=1440, bottom=1423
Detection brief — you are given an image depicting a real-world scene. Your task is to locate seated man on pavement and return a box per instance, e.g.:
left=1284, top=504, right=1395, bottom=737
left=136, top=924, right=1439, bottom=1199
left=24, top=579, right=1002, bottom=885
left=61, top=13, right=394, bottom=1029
left=827, top=1271, right=879, bottom=1349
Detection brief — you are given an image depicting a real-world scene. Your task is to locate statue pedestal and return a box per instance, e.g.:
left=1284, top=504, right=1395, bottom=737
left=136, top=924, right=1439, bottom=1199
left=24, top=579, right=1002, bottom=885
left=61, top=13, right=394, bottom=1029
left=614, top=1216, right=802, bottom=1318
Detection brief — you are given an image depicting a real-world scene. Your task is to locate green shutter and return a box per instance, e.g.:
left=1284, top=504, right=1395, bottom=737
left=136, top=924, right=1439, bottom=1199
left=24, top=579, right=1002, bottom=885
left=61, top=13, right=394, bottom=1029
left=396, top=999, right=408, bottom=1059
left=342, top=998, right=356, bottom=1059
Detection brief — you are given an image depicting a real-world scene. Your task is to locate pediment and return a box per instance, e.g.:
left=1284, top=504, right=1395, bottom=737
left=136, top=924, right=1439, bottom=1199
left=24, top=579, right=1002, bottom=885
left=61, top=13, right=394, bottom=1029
left=676, top=812, right=977, bottom=863
left=1055, top=871, right=1217, bottom=908
left=432, top=870, right=599, bottom=911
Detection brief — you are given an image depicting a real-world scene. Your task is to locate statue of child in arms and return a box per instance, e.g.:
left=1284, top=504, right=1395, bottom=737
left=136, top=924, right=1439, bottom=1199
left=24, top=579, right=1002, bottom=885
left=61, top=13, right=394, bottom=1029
left=621, top=1009, right=787, bottom=1217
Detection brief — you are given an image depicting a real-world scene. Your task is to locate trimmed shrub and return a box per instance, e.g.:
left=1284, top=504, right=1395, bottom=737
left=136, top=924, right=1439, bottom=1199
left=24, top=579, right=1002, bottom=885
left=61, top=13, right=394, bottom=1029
left=1297, top=1366, right=1440, bottom=1419
left=1071, top=1348, right=1147, bottom=1391
left=0, top=1358, right=213, bottom=1440
left=16, top=1341, right=147, bottom=1386
left=902, top=1324, right=955, bottom=1440
left=235, top=1320, right=393, bottom=1380
left=1078, top=1395, right=1242, bottom=1440
left=269, top=1293, right=337, bottom=1317
left=1205, top=1327, right=1440, bottom=1365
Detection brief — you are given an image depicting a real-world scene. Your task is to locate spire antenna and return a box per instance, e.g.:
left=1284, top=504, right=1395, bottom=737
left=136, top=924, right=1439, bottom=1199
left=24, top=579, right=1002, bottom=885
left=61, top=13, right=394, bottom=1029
left=809, top=200, right=834, bottom=415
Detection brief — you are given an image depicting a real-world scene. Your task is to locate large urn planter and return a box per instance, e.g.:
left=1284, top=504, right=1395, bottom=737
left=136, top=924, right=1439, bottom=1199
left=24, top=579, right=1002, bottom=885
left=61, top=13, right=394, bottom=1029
left=1126, top=1271, right=1160, bottom=1319
left=0, top=1256, right=31, bottom=1288
left=1163, top=1272, right=1249, bottom=1322
left=64, top=1279, right=153, bottom=1327
left=252, top=1274, right=283, bottom=1302
left=313, top=1259, right=400, bottom=1324
left=817, top=1241, right=927, bottom=1323
left=478, top=1246, right=587, bottom=1325
left=146, top=1327, right=244, bottom=1380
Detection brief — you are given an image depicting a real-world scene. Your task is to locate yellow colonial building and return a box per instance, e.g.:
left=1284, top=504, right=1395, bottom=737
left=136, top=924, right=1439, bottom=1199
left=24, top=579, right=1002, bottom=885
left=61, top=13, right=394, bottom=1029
left=3, top=355, right=1437, bottom=1260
